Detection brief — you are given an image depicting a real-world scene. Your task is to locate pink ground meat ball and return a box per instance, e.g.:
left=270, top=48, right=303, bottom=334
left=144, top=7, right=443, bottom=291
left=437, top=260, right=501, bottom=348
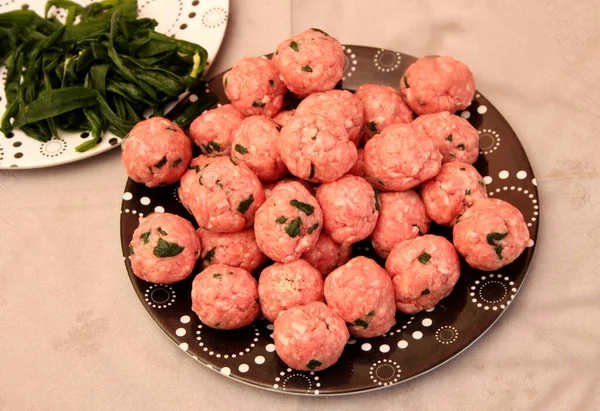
left=370, top=190, right=430, bottom=258
left=295, top=90, right=364, bottom=146
left=279, top=113, right=357, bottom=183
left=355, top=84, right=414, bottom=141
left=223, top=56, right=287, bottom=118
left=385, top=234, right=460, bottom=314
left=272, top=109, right=295, bottom=127
left=121, top=117, right=192, bottom=188
left=324, top=257, right=396, bottom=338
left=453, top=198, right=530, bottom=271
left=129, top=213, right=201, bottom=284
left=197, top=228, right=266, bottom=273
left=178, top=155, right=265, bottom=233
left=412, top=111, right=480, bottom=164
left=316, top=174, right=379, bottom=245
left=231, top=115, right=288, bottom=182
left=189, top=104, right=245, bottom=156
left=273, top=301, right=349, bottom=371
left=254, top=181, right=323, bottom=262
left=421, top=162, right=488, bottom=226
left=258, top=259, right=324, bottom=323
left=272, top=28, right=344, bottom=96
left=302, top=231, right=352, bottom=276
left=399, top=55, right=475, bottom=116
left=191, top=264, right=260, bottom=330
left=348, top=148, right=365, bottom=178
left=364, top=123, right=442, bottom=191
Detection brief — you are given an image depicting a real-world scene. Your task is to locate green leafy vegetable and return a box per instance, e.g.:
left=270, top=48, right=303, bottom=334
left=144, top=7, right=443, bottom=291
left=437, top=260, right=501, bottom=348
left=308, top=163, right=315, bottom=179
left=140, top=231, right=151, bottom=244
left=479, top=180, right=485, bottom=186
left=129, top=244, right=134, bottom=255
left=311, top=28, right=329, bottom=36
left=301, top=65, right=313, bottom=72
left=189, top=165, right=200, bottom=172
left=403, top=76, right=409, bottom=88
left=215, top=179, right=223, bottom=188
left=234, top=144, right=248, bottom=154
left=154, top=156, right=167, bottom=168
left=276, top=216, right=288, bottom=224
left=237, top=194, right=254, bottom=214
left=374, top=187, right=380, bottom=211
left=418, top=252, right=431, bottom=264
left=157, top=227, right=168, bottom=236
left=171, top=158, right=182, bottom=167
left=465, top=189, right=471, bottom=195
left=290, top=199, right=314, bottom=216
left=284, top=216, right=302, bottom=238
left=213, top=273, right=222, bottom=279
left=203, top=247, right=216, bottom=262
left=306, top=223, right=319, bottom=235
left=422, top=289, right=430, bottom=295
left=289, top=41, right=299, bottom=52
left=367, top=121, right=377, bottom=133
left=447, top=135, right=453, bottom=142
left=351, top=319, right=370, bottom=329
left=367, top=310, right=375, bottom=317
left=455, top=213, right=463, bottom=223
left=229, top=157, right=237, bottom=166
left=457, top=144, right=465, bottom=150
left=153, top=238, right=184, bottom=258
left=306, top=359, right=322, bottom=370
left=203, top=140, right=220, bottom=153
left=487, top=232, right=508, bottom=245
left=495, top=245, right=504, bottom=259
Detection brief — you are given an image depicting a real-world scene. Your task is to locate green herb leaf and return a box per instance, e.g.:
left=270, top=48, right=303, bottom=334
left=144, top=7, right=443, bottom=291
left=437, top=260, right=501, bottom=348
left=276, top=216, right=288, bottom=224
left=252, top=100, right=266, bottom=108
left=307, top=359, right=322, bottom=370
left=447, top=135, right=453, bottom=142
left=213, top=273, right=222, bottom=279
left=374, top=187, right=380, bottom=211
left=311, top=28, right=329, bottom=36
left=208, top=141, right=221, bottom=152
left=153, top=238, right=185, bottom=258
left=157, top=227, right=168, bottom=236
left=479, top=180, right=485, bottom=186
left=216, top=180, right=223, bottom=188
left=465, top=189, right=471, bottom=195
left=307, top=223, right=319, bottom=235
left=290, top=41, right=299, bottom=52
left=413, top=224, right=423, bottom=235
left=171, top=158, right=182, bottom=168
left=140, top=231, right=151, bottom=244
left=308, top=163, right=315, bottom=179
left=367, top=121, right=377, bottom=133
left=456, top=213, right=463, bottom=223
left=418, top=252, right=431, bottom=264
left=189, top=165, right=200, bottom=172
left=457, top=144, right=465, bottom=150
left=237, top=194, right=254, bottom=214
left=269, top=79, right=274, bottom=86
left=301, top=65, right=313, bottom=72
left=403, top=76, right=409, bottom=88
left=290, top=199, right=315, bottom=216
left=421, top=288, right=430, bottom=295
left=129, top=245, right=134, bottom=255
left=166, top=127, right=177, bottom=132
left=154, top=156, right=167, bottom=168
left=459, top=167, right=466, bottom=171
left=234, top=144, right=248, bottom=154
left=495, top=245, right=504, bottom=259
left=351, top=319, right=370, bottom=329
left=229, top=157, right=238, bottom=166
left=487, top=232, right=508, bottom=245
left=284, top=216, right=303, bottom=238
left=203, top=247, right=216, bottom=262
left=367, top=310, right=375, bottom=317
left=378, top=180, right=385, bottom=186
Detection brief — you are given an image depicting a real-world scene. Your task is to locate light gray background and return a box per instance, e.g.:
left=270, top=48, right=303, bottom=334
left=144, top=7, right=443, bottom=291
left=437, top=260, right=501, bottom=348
left=1, top=0, right=599, bottom=410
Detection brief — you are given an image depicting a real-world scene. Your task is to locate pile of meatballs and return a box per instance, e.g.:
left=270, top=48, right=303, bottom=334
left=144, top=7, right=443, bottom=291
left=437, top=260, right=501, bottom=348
left=122, top=28, right=530, bottom=372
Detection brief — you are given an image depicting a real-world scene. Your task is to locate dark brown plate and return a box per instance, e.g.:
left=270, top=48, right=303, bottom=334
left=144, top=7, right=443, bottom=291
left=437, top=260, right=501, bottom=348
left=120, top=45, right=539, bottom=396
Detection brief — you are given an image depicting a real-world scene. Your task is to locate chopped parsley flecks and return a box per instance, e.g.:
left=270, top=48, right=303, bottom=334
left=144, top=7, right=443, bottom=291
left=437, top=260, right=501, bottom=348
left=153, top=238, right=185, bottom=258
left=154, top=156, right=167, bottom=168
left=290, top=199, right=315, bottom=215
left=284, top=216, right=303, bottom=238
left=418, top=252, right=431, bottom=264
left=306, top=223, right=319, bottom=235
left=237, top=194, right=254, bottom=214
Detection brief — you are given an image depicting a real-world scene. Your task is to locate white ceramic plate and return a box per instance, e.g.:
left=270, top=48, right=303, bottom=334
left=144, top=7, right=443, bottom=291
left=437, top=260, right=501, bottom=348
left=0, top=0, right=229, bottom=169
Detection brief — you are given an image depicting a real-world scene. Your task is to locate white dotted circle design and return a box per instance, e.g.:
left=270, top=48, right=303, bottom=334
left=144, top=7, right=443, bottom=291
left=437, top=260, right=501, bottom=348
left=274, top=368, right=320, bottom=394
left=144, top=284, right=176, bottom=309
left=470, top=273, right=516, bottom=311
left=39, top=138, right=67, bottom=157
left=478, top=129, right=500, bottom=154
left=374, top=49, right=401, bottom=72
left=487, top=185, right=538, bottom=227
left=395, top=315, right=415, bottom=333
left=195, top=324, right=260, bottom=357
left=202, top=7, right=228, bottom=28
left=173, top=187, right=182, bottom=203
left=435, top=326, right=459, bottom=344
left=369, top=359, right=401, bottom=386
left=341, top=46, right=358, bottom=81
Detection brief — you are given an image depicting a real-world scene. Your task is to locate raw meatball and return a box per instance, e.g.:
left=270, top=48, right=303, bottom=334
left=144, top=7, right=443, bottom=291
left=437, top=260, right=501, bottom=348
left=189, top=104, right=245, bottom=156
left=302, top=231, right=352, bottom=276
left=223, top=56, right=287, bottom=118
left=412, top=112, right=479, bottom=164
left=191, top=264, right=260, bottom=329
left=254, top=181, right=323, bottom=262
left=279, top=113, right=357, bottom=183
left=295, top=90, right=364, bottom=146
left=231, top=115, right=288, bottom=182
left=197, top=228, right=266, bottom=273
left=370, top=190, right=430, bottom=258
left=364, top=123, right=442, bottom=191
left=355, top=84, right=413, bottom=141
left=399, top=55, right=475, bottom=115
left=316, top=174, right=379, bottom=245
left=272, top=109, right=295, bottom=127
left=273, top=301, right=349, bottom=371
left=258, top=259, right=324, bottom=323
left=272, top=28, right=344, bottom=96
left=453, top=198, right=530, bottom=271
left=129, top=213, right=201, bottom=284
left=421, top=162, right=488, bottom=226
left=348, top=148, right=365, bottom=177
left=121, top=117, right=192, bottom=188
left=178, top=155, right=265, bottom=232
left=385, top=235, right=460, bottom=313
left=324, top=257, right=396, bottom=338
